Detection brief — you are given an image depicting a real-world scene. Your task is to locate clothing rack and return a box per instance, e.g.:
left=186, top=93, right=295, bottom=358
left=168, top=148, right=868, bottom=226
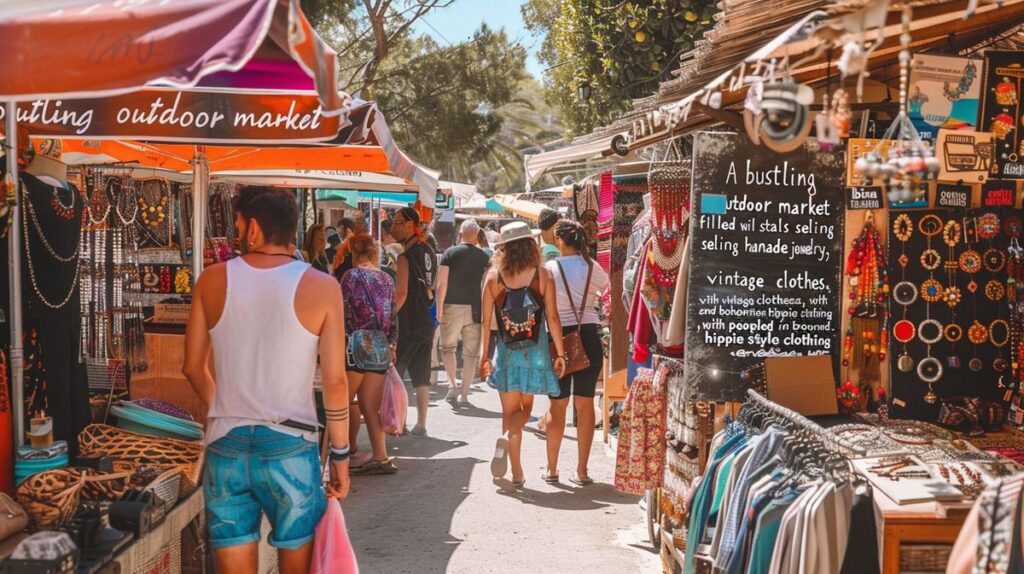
left=745, top=389, right=867, bottom=457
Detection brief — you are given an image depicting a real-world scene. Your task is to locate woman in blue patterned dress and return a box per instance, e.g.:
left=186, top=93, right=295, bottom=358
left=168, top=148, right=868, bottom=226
left=479, top=222, right=566, bottom=487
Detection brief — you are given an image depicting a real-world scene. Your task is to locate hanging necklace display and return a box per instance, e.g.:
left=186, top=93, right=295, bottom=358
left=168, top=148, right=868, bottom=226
left=893, top=213, right=915, bottom=372
left=112, top=176, right=138, bottom=226
left=648, top=159, right=689, bottom=285
left=843, top=211, right=888, bottom=404
left=919, top=212, right=942, bottom=403
left=137, top=179, right=171, bottom=246
left=49, top=185, right=76, bottom=220
left=855, top=8, right=939, bottom=204
left=86, top=171, right=110, bottom=226
left=943, top=219, right=962, bottom=371
left=78, top=224, right=91, bottom=362
left=1008, top=227, right=1024, bottom=392
left=20, top=182, right=81, bottom=309
left=22, top=183, right=81, bottom=263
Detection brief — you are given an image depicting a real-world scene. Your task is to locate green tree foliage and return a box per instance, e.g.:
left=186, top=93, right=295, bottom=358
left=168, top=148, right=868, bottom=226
left=303, top=1, right=547, bottom=193
left=524, top=0, right=717, bottom=137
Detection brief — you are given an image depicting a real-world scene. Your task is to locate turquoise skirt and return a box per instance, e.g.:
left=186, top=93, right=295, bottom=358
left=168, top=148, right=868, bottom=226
left=488, top=322, right=561, bottom=396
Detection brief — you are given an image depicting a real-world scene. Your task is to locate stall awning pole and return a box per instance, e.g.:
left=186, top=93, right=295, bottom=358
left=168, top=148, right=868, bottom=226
left=6, top=102, right=24, bottom=447
left=192, top=147, right=209, bottom=280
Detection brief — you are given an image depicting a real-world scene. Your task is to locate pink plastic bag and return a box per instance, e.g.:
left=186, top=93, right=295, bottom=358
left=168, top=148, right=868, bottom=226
left=379, top=365, right=408, bottom=435
left=310, top=499, right=359, bottom=574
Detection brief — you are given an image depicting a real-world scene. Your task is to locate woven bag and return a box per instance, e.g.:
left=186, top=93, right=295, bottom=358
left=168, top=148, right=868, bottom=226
left=78, top=424, right=204, bottom=496
left=15, top=469, right=84, bottom=529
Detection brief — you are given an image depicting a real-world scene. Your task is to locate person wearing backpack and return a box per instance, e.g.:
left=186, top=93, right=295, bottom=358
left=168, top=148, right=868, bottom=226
left=479, top=222, right=567, bottom=488
left=340, top=234, right=398, bottom=475
left=542, top=221, right=609, bottom=487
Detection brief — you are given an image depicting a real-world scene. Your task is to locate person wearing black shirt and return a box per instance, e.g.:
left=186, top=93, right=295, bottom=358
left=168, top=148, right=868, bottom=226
left=392, top=207, right=438, bottom=436
left=436, top=218, right=490, bottom=405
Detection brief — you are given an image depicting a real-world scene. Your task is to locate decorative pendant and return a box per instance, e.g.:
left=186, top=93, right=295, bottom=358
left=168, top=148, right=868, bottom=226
left=969, top=358, right=984, bottom=372
left=897, top=353, right=915, bottom=372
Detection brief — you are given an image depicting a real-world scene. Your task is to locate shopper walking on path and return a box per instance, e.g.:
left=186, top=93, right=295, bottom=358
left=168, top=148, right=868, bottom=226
left=538, top=208, right=562, bottom=263
left=435, top=218, right=490, bottom=405
left=543, top=220, right=609, bottom=486
left=341, top=234, right=399, bottom=475
left=392, top=206, right=439, bottom=436
left=183, top=186, right=351, bottom=574
left=300, top=223, right=330, bottom=273
left=479, top=222, right=566, bottom=488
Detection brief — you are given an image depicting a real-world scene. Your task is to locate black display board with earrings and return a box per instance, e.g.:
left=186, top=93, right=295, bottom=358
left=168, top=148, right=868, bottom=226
left=887, top=208, right=1017, bottom=421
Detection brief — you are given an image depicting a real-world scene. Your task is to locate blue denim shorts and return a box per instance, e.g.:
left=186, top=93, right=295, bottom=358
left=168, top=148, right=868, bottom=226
left=203, top=426, right=327, bottom=550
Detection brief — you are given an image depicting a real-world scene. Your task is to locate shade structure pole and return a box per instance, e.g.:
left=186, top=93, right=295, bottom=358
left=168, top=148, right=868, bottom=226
left=191, top=147, right=209, bottom=281
left=6, top=102, right=24, bottom=447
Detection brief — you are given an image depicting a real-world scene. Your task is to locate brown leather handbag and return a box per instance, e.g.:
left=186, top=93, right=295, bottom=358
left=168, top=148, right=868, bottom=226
left=550, top=260, right=594, bottom=376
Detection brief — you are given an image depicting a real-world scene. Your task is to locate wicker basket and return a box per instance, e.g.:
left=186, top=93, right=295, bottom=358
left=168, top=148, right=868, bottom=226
left=899, top=544, right=953, bottom=572
left=78, top=424, right=204, bottom=496
left=145, top=468, right=182, bottom=508
left=15, top=469, right=84, bottom=529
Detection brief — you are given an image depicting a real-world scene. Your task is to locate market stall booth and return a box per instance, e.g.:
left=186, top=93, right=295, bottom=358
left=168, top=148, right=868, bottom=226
left=0, top=2, right=436, bottom=573
left=526, top=1, right=1024, bottom=572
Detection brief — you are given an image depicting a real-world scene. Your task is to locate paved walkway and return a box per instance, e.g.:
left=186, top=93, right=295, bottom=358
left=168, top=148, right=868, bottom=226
left=341, top=377, right=660, bottom=573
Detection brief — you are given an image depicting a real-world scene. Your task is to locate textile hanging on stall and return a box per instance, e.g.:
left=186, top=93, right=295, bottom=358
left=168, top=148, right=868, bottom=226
left=611, top=174, right=647, bottom=274
left=573, top=180, right=599, bottom=256
left=614, top=365, right=668, bottom=494
left=946, top=471, right=1024, bottom=574
left=640, top=162, right=690, bottom=323
left=596, top=171, right=615, bottom=272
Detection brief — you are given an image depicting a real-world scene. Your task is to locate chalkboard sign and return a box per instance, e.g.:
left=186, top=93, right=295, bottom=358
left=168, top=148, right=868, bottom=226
left=685, top=132, right=846, bottom=401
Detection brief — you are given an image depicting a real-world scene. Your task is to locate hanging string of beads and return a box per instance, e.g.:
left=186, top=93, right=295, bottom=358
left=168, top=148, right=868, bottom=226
left=842, top=211, right=889, bottom=411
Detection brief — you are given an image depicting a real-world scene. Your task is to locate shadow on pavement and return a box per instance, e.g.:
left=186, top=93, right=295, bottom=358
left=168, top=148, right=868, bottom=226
left=345, top=447, right=477, bottom=574
left=449, top=402, right=503, bottom=419
left=387, top=433, right=469, bottom=460
left=491, top=479, right=641, bottom=512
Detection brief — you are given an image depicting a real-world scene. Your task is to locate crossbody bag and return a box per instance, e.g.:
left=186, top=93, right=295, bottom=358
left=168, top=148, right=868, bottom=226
left=550, top=260, right=593, bottom=376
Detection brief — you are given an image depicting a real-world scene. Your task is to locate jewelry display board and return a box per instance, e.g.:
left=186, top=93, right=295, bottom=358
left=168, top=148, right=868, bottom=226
left=685, top=132, right=845, bottom=401
left=887, top=209, right=1016, bottom=421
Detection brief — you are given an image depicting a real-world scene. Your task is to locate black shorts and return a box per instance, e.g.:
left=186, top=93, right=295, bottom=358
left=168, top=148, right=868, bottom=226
left=395, top=332, right=435, bottom=388
left=550, top=324, right=604, bottom=400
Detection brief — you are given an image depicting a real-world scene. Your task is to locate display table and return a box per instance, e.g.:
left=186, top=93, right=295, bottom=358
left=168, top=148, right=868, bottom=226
left=874, top=487, right=971, bottom=574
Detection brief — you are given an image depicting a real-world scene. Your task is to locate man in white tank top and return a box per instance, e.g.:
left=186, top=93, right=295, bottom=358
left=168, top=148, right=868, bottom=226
left=183, top=186, right=351, bottom=574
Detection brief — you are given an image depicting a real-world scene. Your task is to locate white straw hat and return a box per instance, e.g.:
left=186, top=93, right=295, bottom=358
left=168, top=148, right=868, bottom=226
left=493, top=221, right=540, bottom=246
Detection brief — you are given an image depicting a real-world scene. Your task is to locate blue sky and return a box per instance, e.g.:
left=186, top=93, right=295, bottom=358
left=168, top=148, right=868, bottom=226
left=410, top=0, right=544, bottom=79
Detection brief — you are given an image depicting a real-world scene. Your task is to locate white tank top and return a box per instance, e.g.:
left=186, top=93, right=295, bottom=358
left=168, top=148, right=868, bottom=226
left=205, top=257, right=320, bottom=445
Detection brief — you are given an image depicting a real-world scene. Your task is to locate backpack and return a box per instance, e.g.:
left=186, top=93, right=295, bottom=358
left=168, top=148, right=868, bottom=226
left=496, top=270, right=543, bottom=350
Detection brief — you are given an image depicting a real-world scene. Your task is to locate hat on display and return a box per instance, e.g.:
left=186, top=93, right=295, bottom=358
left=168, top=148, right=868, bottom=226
left=493, top=221, right=541, bottom=246
left=36, top=139, right=63, bottom=162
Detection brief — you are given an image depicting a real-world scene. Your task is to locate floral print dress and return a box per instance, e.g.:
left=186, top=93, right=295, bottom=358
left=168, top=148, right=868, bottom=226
left=614, top=364, right=669, bottom=495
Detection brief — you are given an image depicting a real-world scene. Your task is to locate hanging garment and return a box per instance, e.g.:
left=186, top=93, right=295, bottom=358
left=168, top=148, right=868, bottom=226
left=573, top=180, right=599, bottom=257
left=946, top=471, right=1024, bottom=574
left=839, top=481, right=881, bottom=574
left=611, top=174, right=647, bottom=273
left=614, top=365, right=668, bottom=495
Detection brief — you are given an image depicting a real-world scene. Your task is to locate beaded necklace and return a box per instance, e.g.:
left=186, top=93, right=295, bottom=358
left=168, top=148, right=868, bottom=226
left=648, top=162, right=689, bottom=286
left=843, top=212, right=888, bottom=409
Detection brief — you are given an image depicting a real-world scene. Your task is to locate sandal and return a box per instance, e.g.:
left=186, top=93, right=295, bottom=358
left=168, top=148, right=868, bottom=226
left=512, top=477, right=526, bottom=488
left=350, top=458, right=398, bottom=476
left=490, top=437, right=509, bottom=479
left=569, top=475, right=594, bottom=486
left=542, top=472, right=560, bottom=484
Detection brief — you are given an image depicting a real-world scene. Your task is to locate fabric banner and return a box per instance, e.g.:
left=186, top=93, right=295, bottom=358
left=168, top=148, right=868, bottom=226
left=1, top=88, right=346, bottom=144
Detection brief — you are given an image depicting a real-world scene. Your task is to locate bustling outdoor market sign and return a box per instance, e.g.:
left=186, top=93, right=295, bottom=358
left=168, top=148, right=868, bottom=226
left=0, top=88, right=345, bottom=143
left=685, top=132, right=846, bottom=401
